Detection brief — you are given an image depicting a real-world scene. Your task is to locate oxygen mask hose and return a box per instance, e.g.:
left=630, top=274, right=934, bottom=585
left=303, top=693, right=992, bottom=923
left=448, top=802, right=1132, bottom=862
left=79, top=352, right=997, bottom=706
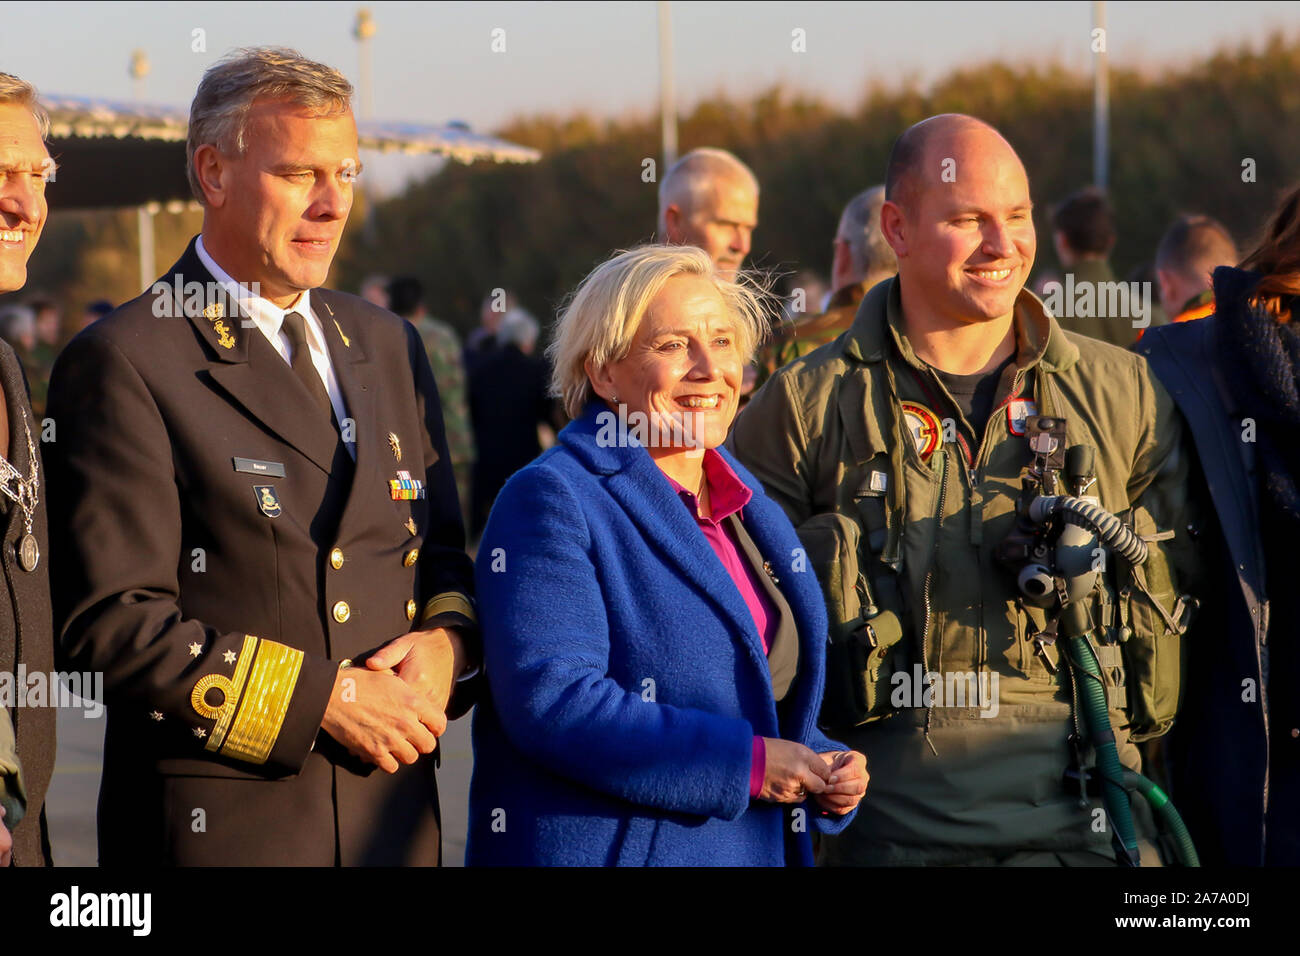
left=1060, top=603, right=1142, bottom=867
left=1123, top=772, right=1200, bottom=866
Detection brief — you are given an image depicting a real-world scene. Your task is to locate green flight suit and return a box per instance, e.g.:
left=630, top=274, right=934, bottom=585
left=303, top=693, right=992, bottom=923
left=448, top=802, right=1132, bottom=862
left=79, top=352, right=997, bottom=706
left=0, top=707, right=24, bottom=833
left=729, top=277, right=1196, bottom=865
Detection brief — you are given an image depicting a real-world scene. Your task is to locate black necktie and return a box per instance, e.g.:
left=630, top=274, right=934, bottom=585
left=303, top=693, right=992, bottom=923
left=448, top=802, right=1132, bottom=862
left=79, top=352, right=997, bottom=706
left=282, top=312, right=333, bottom=419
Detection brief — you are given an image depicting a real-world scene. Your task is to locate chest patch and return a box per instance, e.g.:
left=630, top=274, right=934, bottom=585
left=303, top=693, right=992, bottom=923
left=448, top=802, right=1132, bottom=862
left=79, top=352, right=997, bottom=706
left=901, top=401, right=942, bottom=462
left=1007, top=399, right=1038, bottom=437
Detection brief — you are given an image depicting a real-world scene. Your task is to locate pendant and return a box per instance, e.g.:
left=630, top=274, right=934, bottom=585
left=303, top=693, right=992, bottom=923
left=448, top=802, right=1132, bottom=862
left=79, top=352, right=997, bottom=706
left=17, top=533, right=39, bottom=572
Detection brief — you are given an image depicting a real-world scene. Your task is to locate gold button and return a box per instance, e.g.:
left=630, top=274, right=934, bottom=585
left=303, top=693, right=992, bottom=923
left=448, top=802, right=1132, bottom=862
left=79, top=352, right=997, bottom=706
left=332, top=601, right=351, bottom=623
left=329, top=548, right=344, bottom=570
left=405, top=599, right=417, bottom=621
left=403, top=548, right=419, bottom=567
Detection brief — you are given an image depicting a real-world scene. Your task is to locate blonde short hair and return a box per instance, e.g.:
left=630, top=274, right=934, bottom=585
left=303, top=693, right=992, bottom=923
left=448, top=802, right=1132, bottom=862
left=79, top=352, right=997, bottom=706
left=186, top=47, right=353, bottom=203
left=0, top=72, right=50, bottom=139
left=548, top=244, right=770, bottom=418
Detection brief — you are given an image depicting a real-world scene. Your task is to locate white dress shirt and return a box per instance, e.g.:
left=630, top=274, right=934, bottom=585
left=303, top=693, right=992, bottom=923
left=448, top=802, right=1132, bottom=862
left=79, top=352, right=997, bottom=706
left=196, top=237, right=354, bottom=459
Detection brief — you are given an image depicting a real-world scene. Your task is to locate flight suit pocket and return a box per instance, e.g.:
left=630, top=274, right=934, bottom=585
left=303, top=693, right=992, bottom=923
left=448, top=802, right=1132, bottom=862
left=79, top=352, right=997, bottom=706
left=1116, top=505, right=1190, bottom=741
left=798, top=512, right=905, bottom=728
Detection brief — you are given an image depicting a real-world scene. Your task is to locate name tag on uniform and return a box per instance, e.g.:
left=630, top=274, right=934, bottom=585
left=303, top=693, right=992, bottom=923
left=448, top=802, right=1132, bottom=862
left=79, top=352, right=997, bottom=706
left=389, top=470, right=426, bottom=500
left=233, top=457, right=286, bottom=478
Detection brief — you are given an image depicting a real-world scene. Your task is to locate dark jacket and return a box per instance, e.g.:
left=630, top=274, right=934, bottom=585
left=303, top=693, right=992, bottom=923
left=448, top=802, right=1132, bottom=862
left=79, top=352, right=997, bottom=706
left=1135, top=266, right=1293, bottom=865
left=466, top=402, right=855, bottom=865
left=45, top=239, right=476, bottom=866
left=0, top=340, right=55, bottom=866
left=466, top=343, right=552, bottom=536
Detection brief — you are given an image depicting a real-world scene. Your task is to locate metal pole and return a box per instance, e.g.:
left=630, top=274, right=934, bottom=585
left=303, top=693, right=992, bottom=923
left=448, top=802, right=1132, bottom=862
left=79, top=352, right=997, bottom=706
left=658, top=1, right=678, bottom=169
left=354, top=9, right=376, bottom=121
left=137, top=205, right=156, bottom=294
left=1092, top=0, right=1108, bottom=188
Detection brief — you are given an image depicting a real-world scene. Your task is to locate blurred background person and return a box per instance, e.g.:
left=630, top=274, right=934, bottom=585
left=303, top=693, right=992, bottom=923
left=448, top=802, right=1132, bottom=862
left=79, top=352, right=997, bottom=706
left=466, top=306, right=555, bottom=539
left=467, top=245, right=866, bottom=865
left=1137, top=183, right=1300, bottom=866
left=359, top=273, right=389, bottom=308
left=25, top=296, right=60, bottom=417
left=0, top=304, right=36, bottom=356
left=658, top=147, right=759, bottom=282
left=464, top=287, right=516, bottom=375
left=1154, top=214, right=1239, bottom=324
left=1051, top=186, right=1135, bottom=348
left=77, top=298, right=114, bottom=334
left=760, top=186, right=897, bottom=384
left=387, top=275, right=474, bottom=523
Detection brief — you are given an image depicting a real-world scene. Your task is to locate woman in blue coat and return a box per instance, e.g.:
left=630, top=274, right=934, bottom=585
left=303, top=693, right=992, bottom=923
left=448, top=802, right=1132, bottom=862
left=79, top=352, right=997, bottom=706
left=467, top=245, right=868, bottom=866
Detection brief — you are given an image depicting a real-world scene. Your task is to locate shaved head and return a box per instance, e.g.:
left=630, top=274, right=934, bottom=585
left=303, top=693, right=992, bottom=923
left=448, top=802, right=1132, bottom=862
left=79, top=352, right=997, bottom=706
left=879, top=113, right=1036, bottom=331
left=885, top=115, right=1022, bottom=213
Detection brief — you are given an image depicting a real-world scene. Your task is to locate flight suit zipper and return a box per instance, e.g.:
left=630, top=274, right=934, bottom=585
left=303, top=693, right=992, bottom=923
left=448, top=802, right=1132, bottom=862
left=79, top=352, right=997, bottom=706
left=920, top=447, right=948, bottom=756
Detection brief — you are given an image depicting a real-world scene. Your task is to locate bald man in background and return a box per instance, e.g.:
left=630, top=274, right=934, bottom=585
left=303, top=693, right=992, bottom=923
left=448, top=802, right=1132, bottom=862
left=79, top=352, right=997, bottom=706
left=658, top=147, right=759, bottom=281
left=731, top=113, right=1196, bottom=866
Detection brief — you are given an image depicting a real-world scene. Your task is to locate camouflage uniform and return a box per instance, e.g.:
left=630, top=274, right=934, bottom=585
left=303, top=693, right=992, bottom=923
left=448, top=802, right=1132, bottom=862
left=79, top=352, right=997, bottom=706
left=414, top=316, right=474, bottom=518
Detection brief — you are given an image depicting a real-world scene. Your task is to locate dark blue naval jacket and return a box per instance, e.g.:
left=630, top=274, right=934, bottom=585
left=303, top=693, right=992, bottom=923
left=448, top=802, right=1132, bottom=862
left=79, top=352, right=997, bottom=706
left=1136, top=268, right=1291, bottom=865
left=467, top=402, right=855, bottom=865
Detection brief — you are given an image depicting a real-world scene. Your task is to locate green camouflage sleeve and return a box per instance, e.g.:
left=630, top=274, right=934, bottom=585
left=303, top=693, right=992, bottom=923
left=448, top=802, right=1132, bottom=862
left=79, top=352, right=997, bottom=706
left=0, top=707, right=25, bottom=830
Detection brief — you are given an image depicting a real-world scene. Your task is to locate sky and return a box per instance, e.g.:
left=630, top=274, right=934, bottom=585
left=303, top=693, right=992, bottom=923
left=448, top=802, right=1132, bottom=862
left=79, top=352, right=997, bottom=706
left=4, top=0, right=1298, bottom=191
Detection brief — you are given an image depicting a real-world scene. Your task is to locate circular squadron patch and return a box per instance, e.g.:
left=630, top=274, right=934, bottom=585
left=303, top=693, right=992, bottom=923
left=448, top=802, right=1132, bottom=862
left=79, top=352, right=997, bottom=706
left=901, top=401, right=942, bottom=462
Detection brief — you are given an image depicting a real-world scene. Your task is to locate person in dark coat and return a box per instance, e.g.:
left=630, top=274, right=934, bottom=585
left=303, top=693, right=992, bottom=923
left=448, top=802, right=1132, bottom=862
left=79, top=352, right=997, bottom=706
left=1136, top=183, right=1300, bottom=865
left=466, top=307, right=555, bottom=537
left=467, top=245, right=867, bottom=866
left=45, top=48, right=478, bottom=866
left=0, top=71, right=56, bottom=868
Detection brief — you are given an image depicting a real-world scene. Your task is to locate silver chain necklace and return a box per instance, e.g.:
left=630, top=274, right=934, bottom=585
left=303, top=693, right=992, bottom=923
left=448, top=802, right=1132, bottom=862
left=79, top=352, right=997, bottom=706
left=0, top=409, right=40, bottom=572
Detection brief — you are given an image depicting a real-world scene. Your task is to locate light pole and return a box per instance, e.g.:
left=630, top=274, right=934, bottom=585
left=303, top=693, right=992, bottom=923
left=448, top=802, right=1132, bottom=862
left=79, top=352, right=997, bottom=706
left=354, top=8, right=376, bottom=122
left=658, top=1, right=678, bottom=169
left=1092, top=0, right=1109, bottom=189
left=130, top=50, right=155, bottom=291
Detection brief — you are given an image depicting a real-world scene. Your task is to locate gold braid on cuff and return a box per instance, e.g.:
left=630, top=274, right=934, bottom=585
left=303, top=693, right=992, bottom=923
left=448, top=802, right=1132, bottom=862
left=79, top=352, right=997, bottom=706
left=418, top=591, right=477, bottom=629
left=190, top=635, right=304, bottom=765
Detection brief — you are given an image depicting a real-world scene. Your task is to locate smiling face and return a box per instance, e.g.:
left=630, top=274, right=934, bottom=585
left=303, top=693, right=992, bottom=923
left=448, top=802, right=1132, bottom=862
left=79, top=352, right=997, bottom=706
left=886, top=125, right=1035, bottom=327
left=0, top=103, right=50, bottom=294
left=197, top=99, right=359, bottom=306
left=589, top=273, right=744, bottom=458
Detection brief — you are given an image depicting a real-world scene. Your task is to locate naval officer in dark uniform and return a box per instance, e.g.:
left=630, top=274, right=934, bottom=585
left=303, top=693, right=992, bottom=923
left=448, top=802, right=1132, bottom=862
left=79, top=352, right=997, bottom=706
left=45, top=48, right=478, bottom=866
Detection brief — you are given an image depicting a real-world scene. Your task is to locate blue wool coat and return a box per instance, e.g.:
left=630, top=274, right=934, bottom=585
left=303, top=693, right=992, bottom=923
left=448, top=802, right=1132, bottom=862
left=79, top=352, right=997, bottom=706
left=466, top=402, right=856, bottom=866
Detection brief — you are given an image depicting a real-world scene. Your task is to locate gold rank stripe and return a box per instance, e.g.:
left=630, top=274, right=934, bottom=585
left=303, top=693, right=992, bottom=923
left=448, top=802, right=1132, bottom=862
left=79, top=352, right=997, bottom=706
left=419, top=592, right=477, bottom=627
left=219, top=639, right=304, bottom=765
left=204, top=634, right=259, bottom=754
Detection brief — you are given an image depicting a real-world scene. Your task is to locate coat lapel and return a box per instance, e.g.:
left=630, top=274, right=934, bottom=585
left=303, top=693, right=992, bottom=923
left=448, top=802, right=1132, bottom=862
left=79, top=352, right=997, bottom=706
left=313, top=292, right=380, bottom=534
left=165, top=240, right=340, bottom=474
left=561, top=404, right=769, bottom=674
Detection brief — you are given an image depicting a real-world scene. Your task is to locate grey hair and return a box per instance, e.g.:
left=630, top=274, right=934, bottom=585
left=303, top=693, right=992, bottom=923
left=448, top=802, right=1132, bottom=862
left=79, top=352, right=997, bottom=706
left=657, top=147, right=759, bottom=233
left=499, top=307, right=539, bottom=350
left=836, top=186, right=896, bottom=282
left=0, top=72, right=50, bottom=140
left=186, top=47, right=353, bottom=203
left=547, top=244, right=771, bottom=419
